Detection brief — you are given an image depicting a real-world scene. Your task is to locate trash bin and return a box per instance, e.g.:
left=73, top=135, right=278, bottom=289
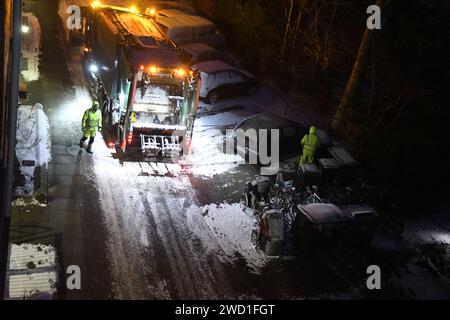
left=294, top=203, right=379, bottom=250
left=259, top=209, right=284, bottom=256
left=318, top=157, right=340, bottom=186
left=298, top=163, right=321, bottom=189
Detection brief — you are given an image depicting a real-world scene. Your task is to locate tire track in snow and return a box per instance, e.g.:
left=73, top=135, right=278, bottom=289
left=140, top=175, right=234, bottom=299
left=94, top=165, right=153, bottom=299
left=138, top=182, right=197, bottom=299
left=92, top=149, right=235, bottom=298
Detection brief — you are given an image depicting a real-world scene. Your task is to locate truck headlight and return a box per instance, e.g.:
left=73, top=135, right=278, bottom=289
left=89, top=64, right=98, bottom=73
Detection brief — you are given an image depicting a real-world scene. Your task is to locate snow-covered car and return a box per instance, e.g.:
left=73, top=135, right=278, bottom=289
left=143, top=1, right=197, bottom=16
left=180, top=42, right=227, bottom=65
left=228, top=112, right=307, bottom=161
left=156, top=8, right=192, bottom=18
left=155, top=15, right=224, bottom=48
left=193, top=60, right=258, bottom=104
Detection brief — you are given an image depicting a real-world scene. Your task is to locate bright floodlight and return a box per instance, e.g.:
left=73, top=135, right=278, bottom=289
left=149, top=65, right=159, bottom=74
left=89, top=64, right=98, bottom=73
left=91, top=1, right=101, bottom=9
left=21, top=25, right=30, bottom=33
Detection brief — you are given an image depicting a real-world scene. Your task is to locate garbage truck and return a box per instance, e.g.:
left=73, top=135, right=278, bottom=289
left=84, top=2, right=200, bottom=159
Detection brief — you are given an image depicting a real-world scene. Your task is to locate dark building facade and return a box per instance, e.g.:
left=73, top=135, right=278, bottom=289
left=0, top=0, right=22, bottom=297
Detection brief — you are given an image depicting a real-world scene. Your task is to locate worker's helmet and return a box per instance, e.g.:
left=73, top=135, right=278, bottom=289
left=309, top=126, right=317, bottom=134
left=92, top=101, right=100, bottom=110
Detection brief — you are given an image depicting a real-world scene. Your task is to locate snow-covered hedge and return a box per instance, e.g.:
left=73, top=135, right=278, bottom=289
left=15, top=103, right=51, bottom=196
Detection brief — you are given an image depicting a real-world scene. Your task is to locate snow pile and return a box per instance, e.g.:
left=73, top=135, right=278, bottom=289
left=195, top=111, right=249, bottom=128
left=187, top=202, right=268, bottom=273
left=9, top=243, right=56, bottom=270
left=12, top=196, right=47, bottom=208
left=135, top=85, right=170, bottom=106
left=184, top=128, right=243, bottom=177
left=15, top=104, right=51, bottom=195
left=7, top=243, right=57, bottom=299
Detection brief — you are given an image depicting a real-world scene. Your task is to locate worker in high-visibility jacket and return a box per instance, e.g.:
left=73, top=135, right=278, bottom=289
left=300, top=126, right=320, bottom=164
left=79, top=101, right=102, bottom=153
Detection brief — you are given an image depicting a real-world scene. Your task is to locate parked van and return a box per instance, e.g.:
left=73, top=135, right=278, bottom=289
left=156, top=8, right=191, bottom=18
left=180, top=42, right=226, bottom=64
left=155, top=15, right=224, bottom=48
left=143, top=1, right=196, bottom=16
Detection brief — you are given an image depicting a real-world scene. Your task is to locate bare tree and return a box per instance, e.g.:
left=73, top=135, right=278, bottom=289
left=332, top=0, right=391, bottom=133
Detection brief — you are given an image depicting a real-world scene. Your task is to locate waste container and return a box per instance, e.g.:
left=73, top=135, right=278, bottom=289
left=294, top=203, right=379, bottom=250
left=259, top=209, right=284, bottom=256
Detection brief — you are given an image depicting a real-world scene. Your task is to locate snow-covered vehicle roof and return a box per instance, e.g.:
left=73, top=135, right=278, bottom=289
left=142, top=1, right=197, bottom=14
left=192, top=60, right=254, bottom=78
left=192, top=60, right=231, bottom=73
left=115, top=11, right=164, bottom=39
left=156, top=14, right=216, bottom=29
left=98, top=8, right=182, bottom=68
left=180, top=42, right=221, bottom=56
left=98, top=0, right=195, bottom=13
left=157, top=8, right=190, bottom=17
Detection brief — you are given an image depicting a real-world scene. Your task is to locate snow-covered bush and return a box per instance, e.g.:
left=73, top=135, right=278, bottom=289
left=15, top=103, right=51, bottom=196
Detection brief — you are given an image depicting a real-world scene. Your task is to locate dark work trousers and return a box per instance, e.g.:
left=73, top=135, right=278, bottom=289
left=80, top=136, right=95, bottom=144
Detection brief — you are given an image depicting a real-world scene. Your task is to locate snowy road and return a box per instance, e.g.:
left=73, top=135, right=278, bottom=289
left=17, top=0, right=450, bottom=300
left=81, top=138, right=265, bottom=299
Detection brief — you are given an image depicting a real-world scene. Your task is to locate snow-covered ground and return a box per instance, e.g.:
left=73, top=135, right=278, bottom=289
left=81, top=136, right=266, bottom=298
left=6, top=243, right=57, bottom=299
left=47, top=0, right=450, bottom=300
left=15, top=104, right=51, bottom=195
left=185, top=127, right=244, bottom=178
left=369, top=208, right=450, bottom=299
left=187, top=202, right=268, bottom=272
left=54, top=0, right=272, bottom=298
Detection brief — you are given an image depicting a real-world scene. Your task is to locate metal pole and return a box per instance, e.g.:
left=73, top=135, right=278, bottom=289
left=0, top=0, right=22, bottom=299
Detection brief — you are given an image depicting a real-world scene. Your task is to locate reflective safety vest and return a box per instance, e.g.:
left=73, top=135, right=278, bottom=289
left=301, top=133, right=320, bottom=153
left=82, top=109, right=102, bottom=130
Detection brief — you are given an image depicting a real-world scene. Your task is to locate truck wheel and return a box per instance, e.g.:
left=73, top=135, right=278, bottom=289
left=207, top=89, right=219, bottom=104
